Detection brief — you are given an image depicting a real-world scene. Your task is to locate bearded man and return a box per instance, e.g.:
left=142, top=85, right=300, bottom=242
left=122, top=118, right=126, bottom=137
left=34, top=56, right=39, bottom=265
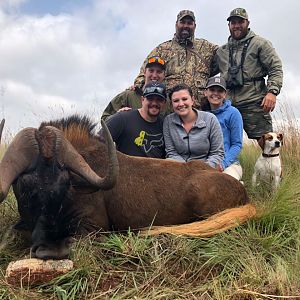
left=134, top=10, right=218, bottom=109
left=102, top=82, right=167, bottom=158
left=213, top=8, right=283, bottom=140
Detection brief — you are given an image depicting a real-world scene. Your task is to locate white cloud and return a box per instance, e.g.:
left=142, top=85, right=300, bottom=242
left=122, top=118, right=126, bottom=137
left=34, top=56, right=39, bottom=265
left=0, top=0, right=27, bottom=9
left=0, top=0, right=299, bottom=138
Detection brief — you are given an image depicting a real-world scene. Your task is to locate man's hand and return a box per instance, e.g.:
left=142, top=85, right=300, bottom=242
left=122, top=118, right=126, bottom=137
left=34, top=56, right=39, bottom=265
left=117, top=107, right=132, bottom=112
left=128, top=85, right=136, bottom=91
left=216, top=164, right=224, bottom=172
left=261, top=93, right=276, bottom=112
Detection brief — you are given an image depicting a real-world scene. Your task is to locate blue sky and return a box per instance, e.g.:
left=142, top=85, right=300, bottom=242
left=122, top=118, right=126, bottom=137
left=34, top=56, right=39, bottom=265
left=0, top=0, right=299, bottom=138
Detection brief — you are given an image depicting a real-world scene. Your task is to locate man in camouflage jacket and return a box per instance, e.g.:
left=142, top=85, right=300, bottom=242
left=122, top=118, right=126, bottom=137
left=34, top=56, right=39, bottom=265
left=134, top=10, right=218, bottom=109
left=213, top=8, right=283, bottom=139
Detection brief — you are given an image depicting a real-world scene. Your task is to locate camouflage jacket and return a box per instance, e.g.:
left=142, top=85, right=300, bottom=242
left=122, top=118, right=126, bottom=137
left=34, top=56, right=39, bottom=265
left=101, top=87, right=172, bottom=121
left=212, top=30, right=283, bottom=106
left=101, top=88, right=143, bottom=122
left=134, top=36, right=218, bottom=108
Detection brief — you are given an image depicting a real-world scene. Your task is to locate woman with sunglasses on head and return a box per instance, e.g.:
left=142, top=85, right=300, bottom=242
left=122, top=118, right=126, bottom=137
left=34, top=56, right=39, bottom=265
left=163, top=83, right=224, bottom=169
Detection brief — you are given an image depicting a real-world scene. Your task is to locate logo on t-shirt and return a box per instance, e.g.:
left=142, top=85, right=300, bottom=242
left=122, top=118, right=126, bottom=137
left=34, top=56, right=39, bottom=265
left=134, top=131, right=164, bottom=153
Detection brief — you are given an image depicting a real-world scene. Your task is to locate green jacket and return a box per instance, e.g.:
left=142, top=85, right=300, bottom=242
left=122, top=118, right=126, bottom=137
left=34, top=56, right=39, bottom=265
left=101, top=88, right=143, bottom=122
left=101, top=87, right=172, bottom=121
left=213, top=30, right=283, bottom=106
left=134, top=36, right=218, bottom=108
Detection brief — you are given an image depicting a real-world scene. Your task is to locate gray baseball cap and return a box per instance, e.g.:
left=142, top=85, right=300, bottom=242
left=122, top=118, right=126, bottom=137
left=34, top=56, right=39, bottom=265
left=206, top=77, right=227, bottom=91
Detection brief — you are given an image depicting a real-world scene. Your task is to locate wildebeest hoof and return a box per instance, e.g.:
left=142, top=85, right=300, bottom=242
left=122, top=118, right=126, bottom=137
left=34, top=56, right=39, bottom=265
left=36, top=246, right=66, bottom=260
left=31, top=240, right=70, bottom=260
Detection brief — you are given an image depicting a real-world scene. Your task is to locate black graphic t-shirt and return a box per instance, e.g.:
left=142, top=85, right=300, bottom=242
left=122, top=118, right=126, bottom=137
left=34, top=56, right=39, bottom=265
left=105, top=110, right=165, bottom=158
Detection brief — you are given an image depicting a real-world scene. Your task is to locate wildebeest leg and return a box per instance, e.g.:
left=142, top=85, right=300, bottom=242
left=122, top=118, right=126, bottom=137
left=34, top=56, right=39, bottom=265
left=33, top=239, right=72, bottom=260
left=13, top=219, right=32, bottom=231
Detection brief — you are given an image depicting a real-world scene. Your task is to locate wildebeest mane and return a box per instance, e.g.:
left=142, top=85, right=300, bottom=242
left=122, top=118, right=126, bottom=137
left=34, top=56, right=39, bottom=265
left=39, top=115, right=98, bottom=147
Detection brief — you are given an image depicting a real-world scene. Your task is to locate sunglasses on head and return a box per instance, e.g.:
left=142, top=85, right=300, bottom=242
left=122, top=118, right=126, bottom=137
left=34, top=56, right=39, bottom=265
left=143, top=86, right=165, bottom=95
left=147, top=57, right=165, bottom=66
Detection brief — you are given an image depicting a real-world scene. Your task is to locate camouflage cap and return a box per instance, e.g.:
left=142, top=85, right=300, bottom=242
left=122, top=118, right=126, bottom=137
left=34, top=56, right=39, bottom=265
left=177, top=10, right=195, bottom=22
left=227, top=8, right=249, bottom=21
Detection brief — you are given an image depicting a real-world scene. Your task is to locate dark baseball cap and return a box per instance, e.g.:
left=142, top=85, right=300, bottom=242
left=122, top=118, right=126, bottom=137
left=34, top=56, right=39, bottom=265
left=177, top=10, right=195, bottom=22
left=145, top=56, right=166, bottom=70
left=206, top=77, right=227, bottom=91
left=143, top=82, right=167, bottom=100
left=227, top=8, right=249, bottom=21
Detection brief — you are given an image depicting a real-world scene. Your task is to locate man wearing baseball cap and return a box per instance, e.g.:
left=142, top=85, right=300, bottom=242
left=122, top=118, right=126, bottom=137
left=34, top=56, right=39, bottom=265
left=134, top=9, right=217, bottom=109
left=203, top=76, right=243, bottom=181
left=102, top=82, right=167, bottom=158
left=101, top=56, right=166, bottom=121
left=212, top=8, right=283, bottom=140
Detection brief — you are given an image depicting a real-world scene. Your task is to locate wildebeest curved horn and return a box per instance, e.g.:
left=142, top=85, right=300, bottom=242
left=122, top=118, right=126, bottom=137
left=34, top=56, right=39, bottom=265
left=0, top=119, right=4, bottom=142
left=0, top=127, right=39, bottom=203
left=48, top=120, right=119, bottom=190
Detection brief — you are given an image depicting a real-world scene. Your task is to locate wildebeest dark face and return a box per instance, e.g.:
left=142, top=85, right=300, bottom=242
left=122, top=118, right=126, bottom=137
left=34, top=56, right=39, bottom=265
left=0, top=118, right=119, bottom=259
left=14, top=158, right=72, bottom=259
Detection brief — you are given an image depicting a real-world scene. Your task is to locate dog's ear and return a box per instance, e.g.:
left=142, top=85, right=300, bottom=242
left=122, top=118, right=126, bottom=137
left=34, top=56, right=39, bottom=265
left=278, top=133, right=283, bottom=145
left=257, top=135, right=265, bottom=150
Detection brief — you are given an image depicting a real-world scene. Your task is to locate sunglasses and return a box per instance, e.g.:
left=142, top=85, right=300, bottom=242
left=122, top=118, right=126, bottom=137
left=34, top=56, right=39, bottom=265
left=143, top=86, right=166, bottom=95
left=147, top=57, right=165, bottom=66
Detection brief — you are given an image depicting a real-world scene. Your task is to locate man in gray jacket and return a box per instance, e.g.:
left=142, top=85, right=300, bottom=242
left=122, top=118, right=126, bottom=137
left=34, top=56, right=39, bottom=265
left=213, top=8, right=283, bottom=139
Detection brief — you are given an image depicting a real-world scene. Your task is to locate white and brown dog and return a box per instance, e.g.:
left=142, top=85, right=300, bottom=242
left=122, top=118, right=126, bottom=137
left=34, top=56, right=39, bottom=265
left=252, top=132, right=283, bottom=190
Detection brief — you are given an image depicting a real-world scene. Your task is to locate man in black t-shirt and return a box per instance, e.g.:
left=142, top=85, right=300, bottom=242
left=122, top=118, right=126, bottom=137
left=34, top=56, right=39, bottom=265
left=104, top=82, right=167, bottom=158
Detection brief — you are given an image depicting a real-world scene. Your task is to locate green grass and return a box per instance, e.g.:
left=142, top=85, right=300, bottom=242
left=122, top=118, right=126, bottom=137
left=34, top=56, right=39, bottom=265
left=1, top=129, right=300, bottom=299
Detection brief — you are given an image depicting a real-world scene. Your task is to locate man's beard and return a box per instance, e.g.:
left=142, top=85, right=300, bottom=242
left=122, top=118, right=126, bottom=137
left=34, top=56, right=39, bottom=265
left=147, top=104, right=161, bottom=117
left=230, top=28, right=248, bottom=40
left=176, top=29, right=194, bottom=45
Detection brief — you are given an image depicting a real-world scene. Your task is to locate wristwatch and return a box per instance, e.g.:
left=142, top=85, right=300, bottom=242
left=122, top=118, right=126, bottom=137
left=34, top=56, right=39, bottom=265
left=269, top=89, right=279, bottom=96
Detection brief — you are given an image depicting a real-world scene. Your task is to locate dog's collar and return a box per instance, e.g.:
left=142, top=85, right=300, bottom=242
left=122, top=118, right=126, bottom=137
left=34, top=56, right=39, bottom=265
left=262, top=153, right=280, bottom=158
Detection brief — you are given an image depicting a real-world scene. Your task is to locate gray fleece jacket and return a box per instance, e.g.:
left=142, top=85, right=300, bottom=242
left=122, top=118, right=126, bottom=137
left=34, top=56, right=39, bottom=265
left=163, top=109, right=224, bottom=168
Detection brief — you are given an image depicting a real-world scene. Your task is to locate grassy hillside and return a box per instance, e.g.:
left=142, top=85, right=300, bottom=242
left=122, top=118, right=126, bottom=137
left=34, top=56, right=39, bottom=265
left=0, top=125, right=300, bottom=299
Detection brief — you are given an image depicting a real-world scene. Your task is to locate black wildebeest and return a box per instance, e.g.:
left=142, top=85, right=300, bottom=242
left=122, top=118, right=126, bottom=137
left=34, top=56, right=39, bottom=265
left=0, top=115, right=249, bottom=259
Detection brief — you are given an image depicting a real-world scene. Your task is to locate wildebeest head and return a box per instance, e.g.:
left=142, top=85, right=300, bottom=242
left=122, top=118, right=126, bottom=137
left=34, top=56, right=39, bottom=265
left=0, top=117, right=119, bottom=259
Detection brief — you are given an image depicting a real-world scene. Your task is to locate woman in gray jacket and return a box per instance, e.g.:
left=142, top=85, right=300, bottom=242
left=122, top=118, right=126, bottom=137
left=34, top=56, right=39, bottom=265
left=163, top=84, right=224, bottom=169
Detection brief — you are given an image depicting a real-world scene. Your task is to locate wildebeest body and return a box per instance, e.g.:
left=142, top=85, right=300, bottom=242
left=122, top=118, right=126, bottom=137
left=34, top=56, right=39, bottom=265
left=0, top=115, right=249, bottom=259
left=52, top=131, right=248, bottom=231
left=102, top=159, right=247, bottom=230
